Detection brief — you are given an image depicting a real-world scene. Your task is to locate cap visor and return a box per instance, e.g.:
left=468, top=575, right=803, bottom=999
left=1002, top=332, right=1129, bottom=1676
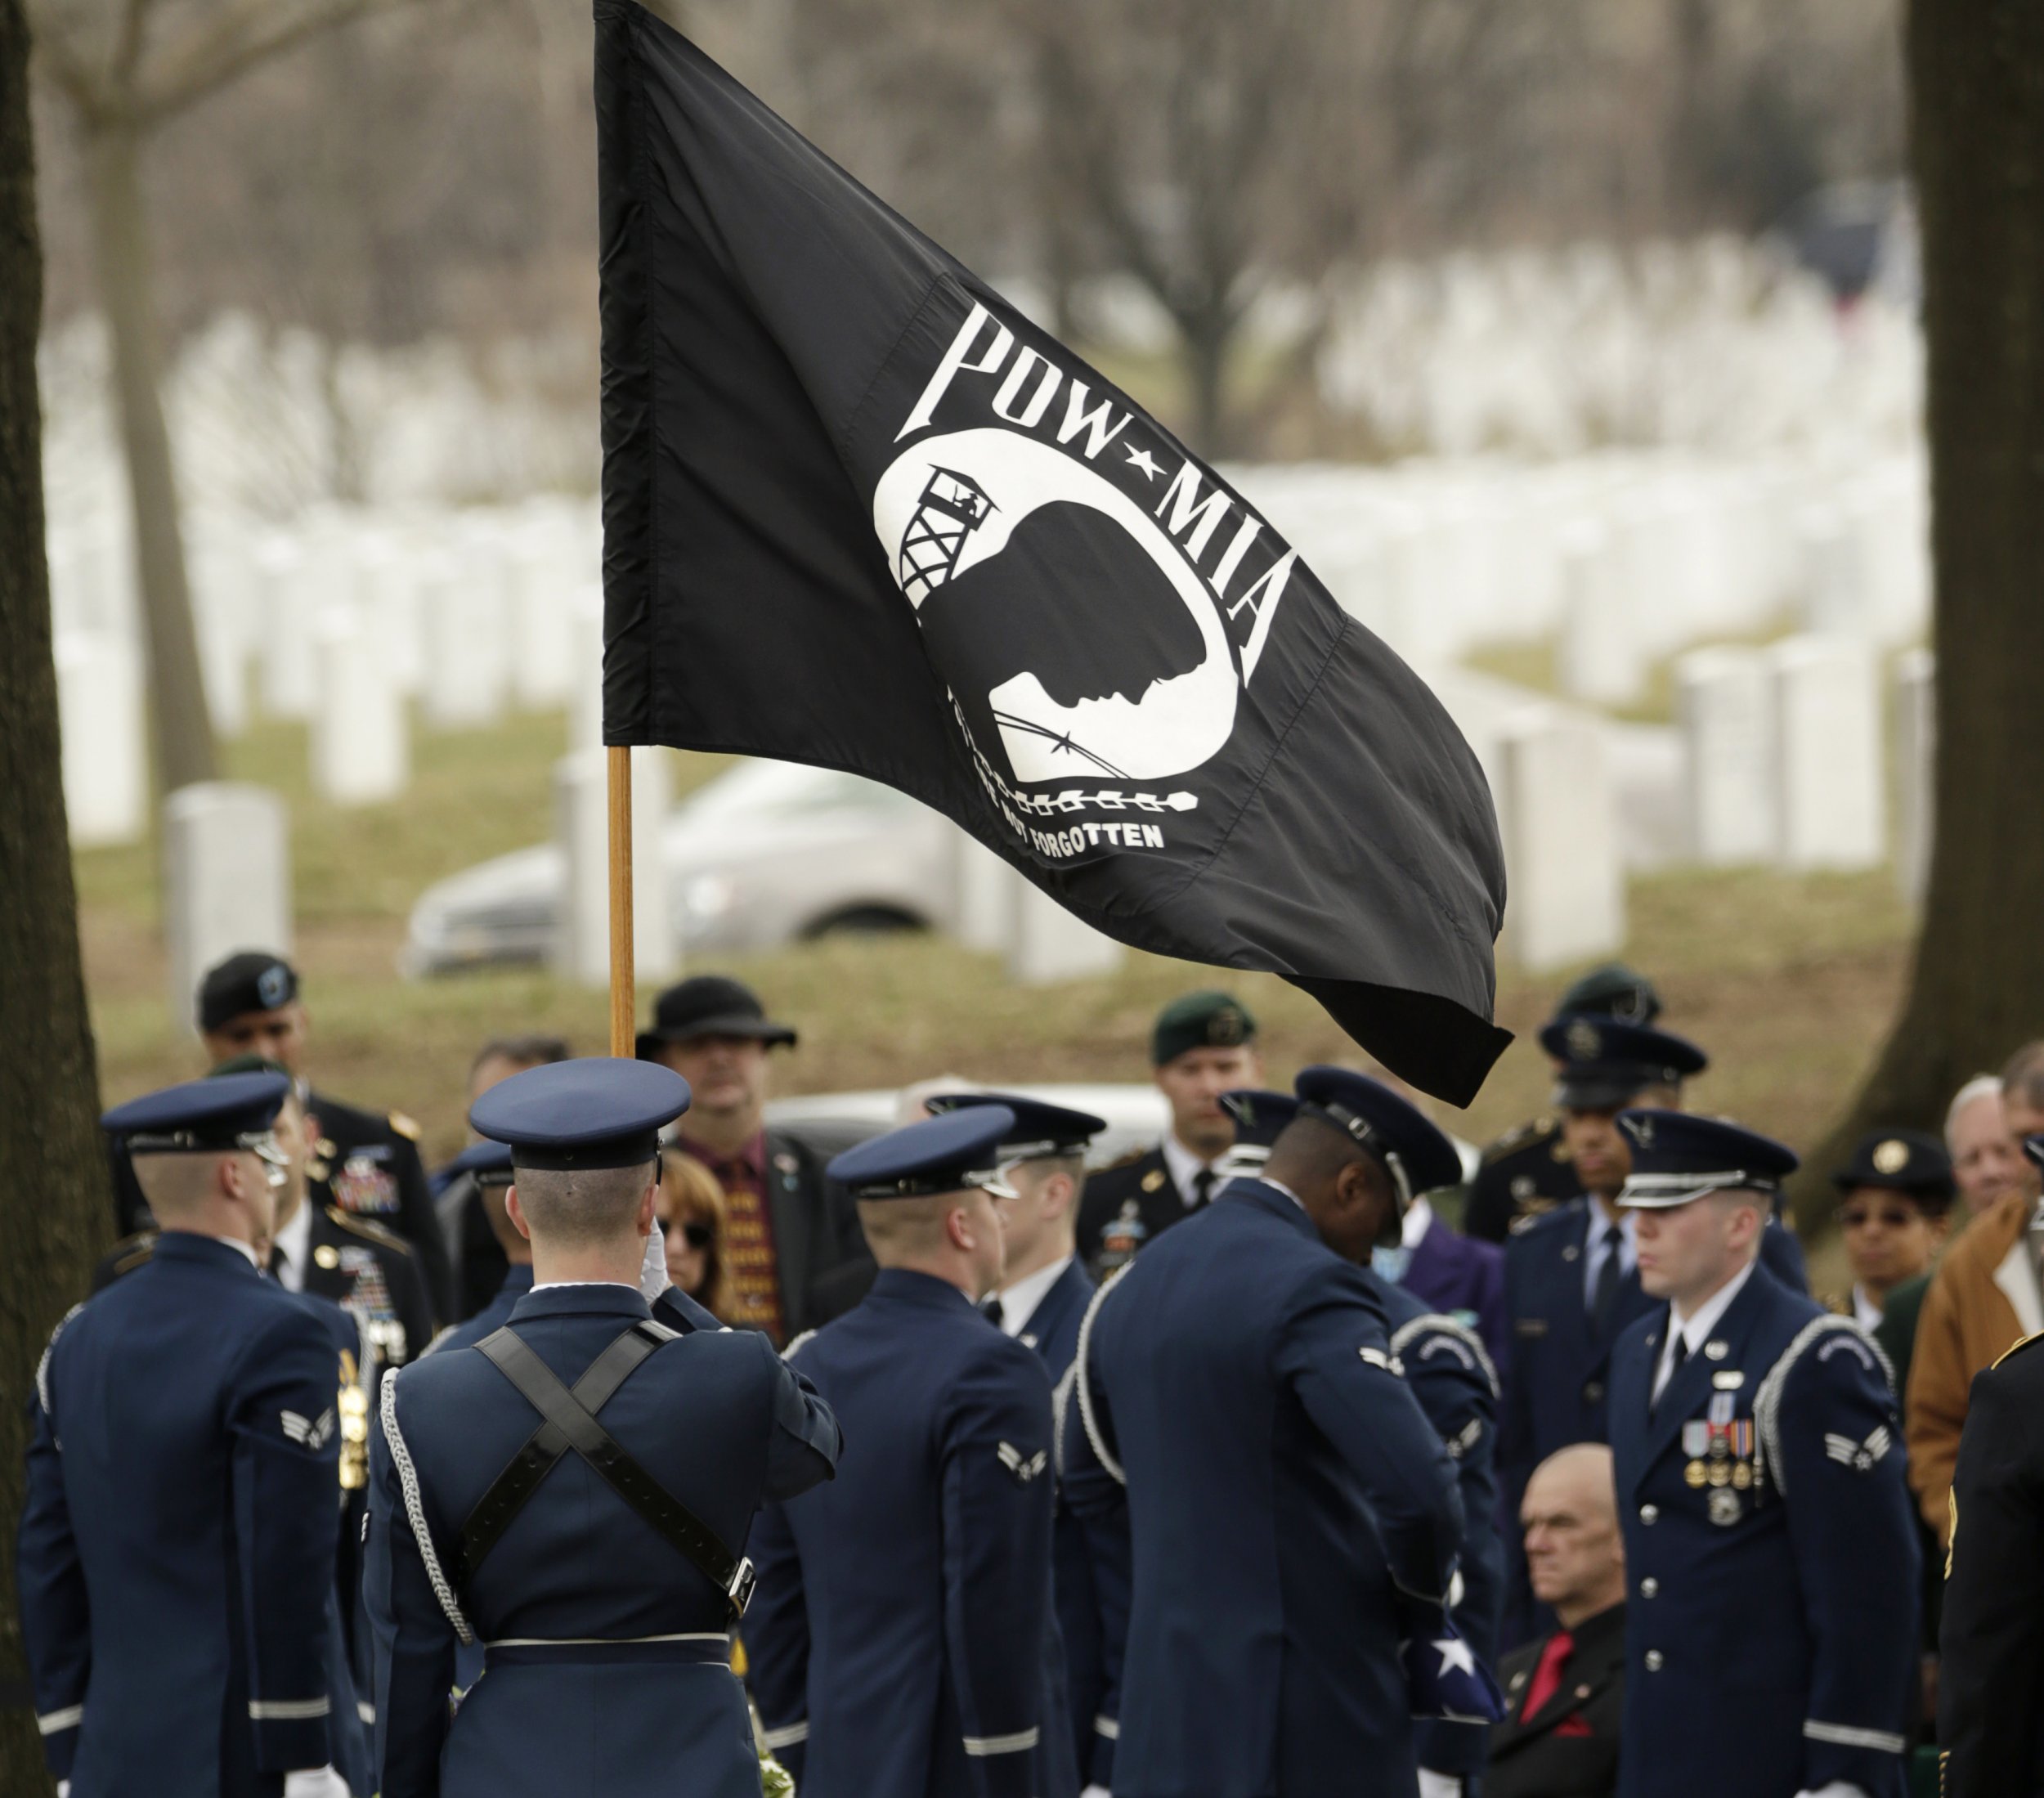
left=639, top=1015, right=798, bottom=1053
left=1553, top=1078, right=1645, bottom=1112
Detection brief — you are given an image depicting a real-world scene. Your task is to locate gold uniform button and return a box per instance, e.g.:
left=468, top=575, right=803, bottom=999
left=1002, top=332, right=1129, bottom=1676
left=314, top=1244, right=341, bottom=1270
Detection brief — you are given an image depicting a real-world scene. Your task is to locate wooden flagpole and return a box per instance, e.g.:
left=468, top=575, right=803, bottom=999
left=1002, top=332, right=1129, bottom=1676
left=607, top=744, right=634, bottom=1057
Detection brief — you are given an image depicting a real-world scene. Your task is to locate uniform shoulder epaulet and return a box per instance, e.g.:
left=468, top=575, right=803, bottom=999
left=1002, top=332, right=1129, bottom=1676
left=1991, top=1329, right=2044, bottom=1371
left=325, top=1205, right=412, bottom=1253
left=1480, top=1116, right=1556, bottom=1166
left=108, top=1229, right=160, bottom=1275
left=387, top=1110, right=423, bottom=1142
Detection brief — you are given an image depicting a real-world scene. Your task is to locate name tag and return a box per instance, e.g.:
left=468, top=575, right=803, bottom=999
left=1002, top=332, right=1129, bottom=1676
left=1515, top=1319, right=1549, bottom=1338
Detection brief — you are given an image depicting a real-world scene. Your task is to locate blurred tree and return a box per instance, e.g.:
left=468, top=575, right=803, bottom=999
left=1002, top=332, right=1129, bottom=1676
left=1791, top=0, right=2044, bottom=1226
left=28, top=0, right=419, bottom=793
left=0, top=0, right=111, bottom=1787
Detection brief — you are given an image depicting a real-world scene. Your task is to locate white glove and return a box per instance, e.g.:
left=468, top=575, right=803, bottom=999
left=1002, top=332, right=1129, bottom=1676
left=284, top=1769, right=349, bottom=1798
left=1417, top=1773, right=1462, bottom=1798
left=1795, top=1787, right=1870, bottom=1798
left=639, top=1217, right=673, bottom=1303
left=1081, top=1786, right=1114, bottom=1798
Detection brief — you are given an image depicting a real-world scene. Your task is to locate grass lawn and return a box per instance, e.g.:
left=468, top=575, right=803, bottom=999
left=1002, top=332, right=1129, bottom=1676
left=76, top=710, right=1916, bottom=1242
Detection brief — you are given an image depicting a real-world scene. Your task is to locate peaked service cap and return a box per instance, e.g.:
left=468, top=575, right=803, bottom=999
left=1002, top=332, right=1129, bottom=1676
left=1615, top=1110, right=1798, bottom=1209
left=828, top=1105, right=1021, bottom=1200
left=469, top=1058, right=690, bottom=1171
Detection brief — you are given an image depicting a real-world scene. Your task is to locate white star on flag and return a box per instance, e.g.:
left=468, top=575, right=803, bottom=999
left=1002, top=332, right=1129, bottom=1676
left=1433, top=1636, right=1477, bottom=1679
left=1124, top=447, right=1163, bottom=481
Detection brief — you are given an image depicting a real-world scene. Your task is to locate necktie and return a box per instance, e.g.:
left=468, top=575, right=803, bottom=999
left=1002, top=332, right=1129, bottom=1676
left=1589, top=1223, right=1623, bottom=1329
left=1653, top=1331, right=1688, bottom=1413
left=267, top=1244, right=287, bottom=1283
left=981, top=1296, right=1004, bottom=1329
left=1191, top=1168, right=1215, bottom=1209
left=1519, top=1628, right=1576, bottom=1720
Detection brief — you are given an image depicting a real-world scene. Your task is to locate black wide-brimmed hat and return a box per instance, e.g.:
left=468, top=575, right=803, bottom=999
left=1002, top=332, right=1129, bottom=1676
left=635, top=975, right=798, bottom=1060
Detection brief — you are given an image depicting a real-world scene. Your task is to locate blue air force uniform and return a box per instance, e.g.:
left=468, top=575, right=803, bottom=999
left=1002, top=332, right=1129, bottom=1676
left=365, top=1060, right=841, bottom=1798
left=1606, top=1112, right=1916, bottom=1798
left=930, top=1091, right=1129, bottom=1789
left=746, top=1105, right=1077, bottom=1798
left=17, top=1074, right=347, bottom=1797
left=1061, top=1069, right=1477, bottom=1798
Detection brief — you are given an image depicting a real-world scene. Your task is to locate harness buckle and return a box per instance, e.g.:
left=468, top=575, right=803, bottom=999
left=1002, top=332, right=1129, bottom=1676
left=725, top=1556, right=757, bottom=1616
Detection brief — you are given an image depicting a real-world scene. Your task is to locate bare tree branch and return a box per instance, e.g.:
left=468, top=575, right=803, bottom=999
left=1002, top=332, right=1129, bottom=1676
left=138, top=0, right=416, bottom=125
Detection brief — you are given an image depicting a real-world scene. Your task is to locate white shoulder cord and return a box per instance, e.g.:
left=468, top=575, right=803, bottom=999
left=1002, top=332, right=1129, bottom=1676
left=379, top=1370, right=476, bottom=1645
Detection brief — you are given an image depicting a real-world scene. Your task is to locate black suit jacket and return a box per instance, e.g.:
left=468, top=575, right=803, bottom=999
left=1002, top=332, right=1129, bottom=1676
left=764, top=1126, right=874, bottom=1335
left=1486, top=1602, right=1625, bottom=1798
left=303, top=1088, right=450, bottom=1325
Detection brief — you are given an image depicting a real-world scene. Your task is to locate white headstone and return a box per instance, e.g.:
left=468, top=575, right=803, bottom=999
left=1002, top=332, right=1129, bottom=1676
left=162, top=782, right=292, bottom=1034
left=567, top=585, right=607, bottom=755
left=419, top=546, right=511, bottom=732
left=1675, top=646, right=1777, bottom=865
left=1007, top=881, right=1124, bottom=986
left=1797, top=502, right=1867, bottom=638
left=1497, top=707, right=1625, bottom=971
left=310, top=607, right=410, bottom=807
left=1894, top=648, right=1935, bottom=903
left=1556, top=522, right=1643, bottom=706
left=507, top=512, right=583, bottom=710
left=254, top=535, right=318, bottom=721
left=1768, top=634, right=1885, bottom=871
left=55, top=630, right=148, bottom=848
left=953, top=830, right=1022, bottom=955
left=553, top=747, right=678, bottom=988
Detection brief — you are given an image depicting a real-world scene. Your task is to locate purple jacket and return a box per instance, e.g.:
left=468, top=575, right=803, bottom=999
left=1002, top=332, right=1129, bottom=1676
left=1402, top=1210, right=1508, bottom=1376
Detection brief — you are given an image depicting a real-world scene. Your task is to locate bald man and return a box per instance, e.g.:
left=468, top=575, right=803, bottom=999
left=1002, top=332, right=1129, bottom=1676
left=1487, top=1446, right=1627, bottom=1798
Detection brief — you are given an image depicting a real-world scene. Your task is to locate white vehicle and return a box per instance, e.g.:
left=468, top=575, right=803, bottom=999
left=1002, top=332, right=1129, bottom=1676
left=402, top=759, right=957, bottom=975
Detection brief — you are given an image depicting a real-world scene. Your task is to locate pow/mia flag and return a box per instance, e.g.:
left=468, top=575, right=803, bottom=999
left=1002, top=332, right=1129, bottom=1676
left=596, top=2, right=1510, bottom=1102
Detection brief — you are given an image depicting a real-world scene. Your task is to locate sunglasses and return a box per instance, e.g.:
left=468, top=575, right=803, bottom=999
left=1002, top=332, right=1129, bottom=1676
left=678, top=1222, right=714, bottom=1249
left=1839, top=1205, right=1923, bottom=1230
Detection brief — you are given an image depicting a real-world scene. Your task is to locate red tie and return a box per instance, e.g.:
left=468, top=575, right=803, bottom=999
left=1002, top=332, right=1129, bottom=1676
left=1520, top=1628, right=1575, bottom=1720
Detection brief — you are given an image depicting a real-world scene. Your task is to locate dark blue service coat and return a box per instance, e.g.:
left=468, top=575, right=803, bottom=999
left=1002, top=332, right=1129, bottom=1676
left=365, top=1282, right=840, bottom=1798
left=17, top=1231, right=348, bottom=1796
left=1062, top=1177, right=1464, bottom=1798
left=1498, top=1198, right=1808, bottom=1643
left=746, top=1267, right=1077, bottom=1798
left=1012, top=1256, right=1130, bottom=1789
left=1607, top=1267, right=1916, bottom=1798
left=428, top=1264, right=536, bottom=1358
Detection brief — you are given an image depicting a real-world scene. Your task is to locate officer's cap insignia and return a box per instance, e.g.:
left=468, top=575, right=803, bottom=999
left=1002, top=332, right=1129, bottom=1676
left=1824, top=1424, right=1892, bottom=1473
left=1619, top=1113, right=1654, bottom=1148
left=1872, top=1138, right=1910, bottom=1175
left=257, top=963, right=293, bottom=1009
left=1209, top=1007, right=1246, bottom=1046
left=314, top=1244, right=340, bottom=1271
left=1565, top=1019, right=1602, bottom=1061
left=281, top=1406, right=336, bottom=1451
left=1707, top=1488, right=1743, bottom=1527
left=996, top=1442, right=1048, bottom=1484
left=1140, top=1168, right=1166, bottom=1194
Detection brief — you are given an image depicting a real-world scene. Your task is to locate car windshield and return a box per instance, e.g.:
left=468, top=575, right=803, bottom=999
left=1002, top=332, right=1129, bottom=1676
left=675, top=758, right=915, bottom=828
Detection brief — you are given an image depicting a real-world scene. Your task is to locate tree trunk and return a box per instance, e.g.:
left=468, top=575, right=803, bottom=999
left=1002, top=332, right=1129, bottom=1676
left=0, top=1, right=114, bottom=1785
left=1180, top=315, right=1231, bottom=460
left=83, top=117, right=215, bottom=793
left=1790, top=0, right=2044, bottom=1228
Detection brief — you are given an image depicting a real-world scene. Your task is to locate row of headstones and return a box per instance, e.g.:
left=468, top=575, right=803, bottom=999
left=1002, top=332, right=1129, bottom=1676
left=1490, top=638, right=1934, bottom=973
left=1251, top=448, right=1928, bottom=691
left=156, top=758, right=1118, bottom=1034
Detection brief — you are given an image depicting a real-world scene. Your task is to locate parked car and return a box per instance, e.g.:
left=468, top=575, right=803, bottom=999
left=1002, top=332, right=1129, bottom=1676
left=401, top=758, right=957, bottom=975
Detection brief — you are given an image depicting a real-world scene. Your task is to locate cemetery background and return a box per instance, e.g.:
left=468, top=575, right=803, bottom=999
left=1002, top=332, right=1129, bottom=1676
left=29, top=0, right=1930, bottom=1169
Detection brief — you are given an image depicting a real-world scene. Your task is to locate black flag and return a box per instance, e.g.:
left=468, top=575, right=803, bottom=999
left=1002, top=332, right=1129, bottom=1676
left=596, top=2, right=1510, bottom=1104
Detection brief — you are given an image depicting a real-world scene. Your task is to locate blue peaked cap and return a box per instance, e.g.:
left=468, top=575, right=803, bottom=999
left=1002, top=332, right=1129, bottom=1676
left=469, top=1057, right=690, bottom=1171
left=1293, top=1065, right=1463, bottom=1196
left=1540, top=1015, right=1707, bottom=1110
left=1218, top=1089, right=1300, bottom=1151
left=1615, top=1110, right=1798, bottom=1209
left=829, top=1105, right=1020, bottom=1199
left=923, top=1091, right=1105, bottom=1156
left=103, top=1071, right=291, bottom=1155
left=441, top=1138, right=516, bottom=1186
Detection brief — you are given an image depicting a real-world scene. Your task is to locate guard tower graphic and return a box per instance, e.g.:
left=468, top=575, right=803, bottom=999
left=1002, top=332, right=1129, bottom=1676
left=896, top=467, right=996, bottom=603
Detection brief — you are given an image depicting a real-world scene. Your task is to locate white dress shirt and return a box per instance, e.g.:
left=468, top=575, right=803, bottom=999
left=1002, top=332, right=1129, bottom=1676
left=1582, top=1205, right=1637, bottom=1310
left=989, top=1256, right=1073, bottom=1339
left=217, top=1235, right=262, bottom=1272
left=1850, top=1284, right=1882, bottom=1329
left=1651, top=1254, right=1759, bottom=1404
left=269, top=1204, right=312, bottom=1292
left=1401, top=1196, right=1435, bottom=1250
left=1161, top=1133, right=1225, bottom=1211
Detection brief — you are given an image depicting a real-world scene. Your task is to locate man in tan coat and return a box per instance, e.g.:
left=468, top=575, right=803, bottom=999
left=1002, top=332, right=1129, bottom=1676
left=1906, top=1048, right=2044, bottom=1544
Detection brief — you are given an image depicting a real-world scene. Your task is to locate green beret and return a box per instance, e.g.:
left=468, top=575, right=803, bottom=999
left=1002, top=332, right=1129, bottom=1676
left=1557, top=962, right=1661, bottom=1025
left=1152, top=991, right=1257, bottom=1067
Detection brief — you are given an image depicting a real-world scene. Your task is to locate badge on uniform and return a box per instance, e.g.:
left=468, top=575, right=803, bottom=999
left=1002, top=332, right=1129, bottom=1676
left=332, top=1151, right=399, bottom=1214
left=280, top=1406, right=336, bottom=1451
left=996, top=1442, right=1047, bottom=1484
left=1824, top=1425, right=1892, bottom=1473
left=1707, top=1488, right=1743, bottom=1527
